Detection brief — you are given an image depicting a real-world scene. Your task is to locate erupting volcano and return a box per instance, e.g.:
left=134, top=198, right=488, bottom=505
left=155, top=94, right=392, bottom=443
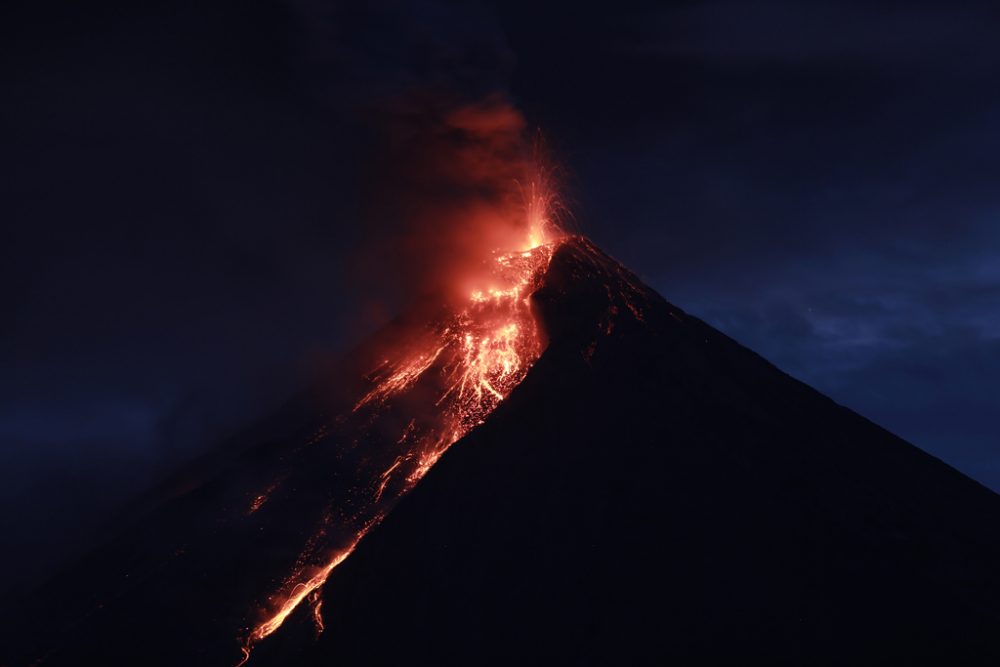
left=236, top=185, right=563, bottom=664
left=8, top=156, right=1000, bottom=666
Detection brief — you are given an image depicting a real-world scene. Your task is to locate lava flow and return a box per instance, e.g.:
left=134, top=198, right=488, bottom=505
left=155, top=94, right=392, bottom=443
left=236, top=184, right=563, bottom=664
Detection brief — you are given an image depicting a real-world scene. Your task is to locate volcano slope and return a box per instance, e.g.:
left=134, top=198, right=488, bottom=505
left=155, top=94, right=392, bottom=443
left=253, top=238, right=1000, bottom=666
left=9, top=237, right=1000, bottom=666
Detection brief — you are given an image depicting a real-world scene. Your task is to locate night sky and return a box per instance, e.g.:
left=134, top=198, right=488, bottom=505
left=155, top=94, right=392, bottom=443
left=3, top=0, right=999, bottom=590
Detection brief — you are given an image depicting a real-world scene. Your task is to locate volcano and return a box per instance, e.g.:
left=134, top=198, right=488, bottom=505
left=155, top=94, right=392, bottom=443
left=6, top=236, right=1000, bottom=666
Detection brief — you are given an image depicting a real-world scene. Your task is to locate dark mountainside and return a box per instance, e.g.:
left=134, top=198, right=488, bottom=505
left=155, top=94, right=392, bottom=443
left=7, top=237, right=1000, bottom=666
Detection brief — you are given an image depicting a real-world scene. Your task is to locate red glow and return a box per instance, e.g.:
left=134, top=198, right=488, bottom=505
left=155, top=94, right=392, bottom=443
left=236, top=174, right=564, bottom=663
left=247, top=480, right=282, bottom=515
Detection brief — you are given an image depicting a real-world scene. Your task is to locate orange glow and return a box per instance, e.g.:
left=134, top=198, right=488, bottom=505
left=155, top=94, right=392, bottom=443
left=374, top=455, right=405, bottom=502
left=524, top=176, right=557, bottom=251
left=236, top=178, right=563, bottom=664
left=308, top=591, right=324, bottom=635
left=247, top=480, right=281, bottom=515
left=246, top=529, right=368, bottom=648
left=248, top=495, right=268, bottom=514
left=353, top=345, right=447, bottom=412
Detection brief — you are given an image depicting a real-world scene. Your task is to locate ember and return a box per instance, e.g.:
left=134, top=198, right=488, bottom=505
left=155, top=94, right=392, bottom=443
left=237, top=177, right=563, bottom=663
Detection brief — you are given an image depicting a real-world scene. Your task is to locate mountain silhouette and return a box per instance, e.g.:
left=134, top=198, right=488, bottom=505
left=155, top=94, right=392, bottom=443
left=7, top=237, right=1000, bottom=666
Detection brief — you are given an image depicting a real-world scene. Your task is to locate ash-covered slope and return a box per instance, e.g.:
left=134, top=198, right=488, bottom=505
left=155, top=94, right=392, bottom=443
left=253, top=238, right=1000, bottom=666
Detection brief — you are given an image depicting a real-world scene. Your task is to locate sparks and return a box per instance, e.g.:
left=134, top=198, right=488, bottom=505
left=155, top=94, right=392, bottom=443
left=247, top=480, right=282, bottom=515
left=236, top=180, right=563, bottom=664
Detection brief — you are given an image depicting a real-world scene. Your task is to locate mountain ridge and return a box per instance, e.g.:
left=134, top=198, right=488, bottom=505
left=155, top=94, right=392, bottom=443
left=255, top=237, right=1000, bottom=665
left=7, top=236, right=1000, bottom=666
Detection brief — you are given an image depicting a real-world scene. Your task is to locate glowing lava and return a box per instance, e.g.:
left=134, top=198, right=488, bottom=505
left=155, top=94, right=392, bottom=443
left=236, top=182, right=563, bottom=664
left=239, top=525, right=373, bottom=659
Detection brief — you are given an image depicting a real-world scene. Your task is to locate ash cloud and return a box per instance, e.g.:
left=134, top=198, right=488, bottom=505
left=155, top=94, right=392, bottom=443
left=352, top=96, right=540, bottom=311
left=1, top=0, right=529, bottom=592
left=289, top=2, right=542, bottom=313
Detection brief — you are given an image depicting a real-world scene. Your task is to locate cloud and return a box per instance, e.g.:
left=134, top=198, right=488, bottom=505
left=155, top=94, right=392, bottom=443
left=633, top=2, right=1000, bottom=67
left=682, top=241, right=1000, bottom=487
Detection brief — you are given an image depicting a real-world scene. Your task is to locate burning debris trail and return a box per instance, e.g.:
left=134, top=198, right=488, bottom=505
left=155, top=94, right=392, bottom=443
left=237, top=201, right=563, bottom=663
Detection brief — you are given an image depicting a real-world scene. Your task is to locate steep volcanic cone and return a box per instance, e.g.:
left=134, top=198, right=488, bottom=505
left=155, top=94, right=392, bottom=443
left=246, top=238, right=1000, bottom=666
left=8, top=235, right=1000, bottom=665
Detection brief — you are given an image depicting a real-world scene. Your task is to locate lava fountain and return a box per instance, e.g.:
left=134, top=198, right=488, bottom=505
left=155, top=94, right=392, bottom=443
left=236, top=177, right=564, bottom=664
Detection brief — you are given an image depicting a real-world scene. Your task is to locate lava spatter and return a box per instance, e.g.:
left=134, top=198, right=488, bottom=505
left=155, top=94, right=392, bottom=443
left=236, top=196, right=563, bottom=664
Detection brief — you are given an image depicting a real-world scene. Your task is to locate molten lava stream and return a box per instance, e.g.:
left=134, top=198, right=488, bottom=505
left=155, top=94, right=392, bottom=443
left=236, top=221, right=562, bottom=665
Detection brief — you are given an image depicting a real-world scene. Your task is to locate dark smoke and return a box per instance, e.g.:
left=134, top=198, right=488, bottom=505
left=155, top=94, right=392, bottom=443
left=352, top=96, right=540, bottom=310
left=290, top=2, right=544, bottom=314
left=1, top=0, right=530, bottom=593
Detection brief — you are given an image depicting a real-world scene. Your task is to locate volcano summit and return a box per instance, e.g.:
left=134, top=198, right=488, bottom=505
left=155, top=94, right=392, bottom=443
left=6, top=236, right=1000, bottom=666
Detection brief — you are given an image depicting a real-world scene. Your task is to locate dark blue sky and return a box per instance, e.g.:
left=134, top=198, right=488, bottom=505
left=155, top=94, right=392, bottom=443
left=3, top=0, right=999, bottom=587
left=500, top=1, right=1000, bottom=490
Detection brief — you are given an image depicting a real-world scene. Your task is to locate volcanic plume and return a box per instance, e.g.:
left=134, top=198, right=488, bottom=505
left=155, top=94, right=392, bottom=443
left=7, top=125, right=1000, bottom=665
left=2, top=97, right=573, bottom=665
